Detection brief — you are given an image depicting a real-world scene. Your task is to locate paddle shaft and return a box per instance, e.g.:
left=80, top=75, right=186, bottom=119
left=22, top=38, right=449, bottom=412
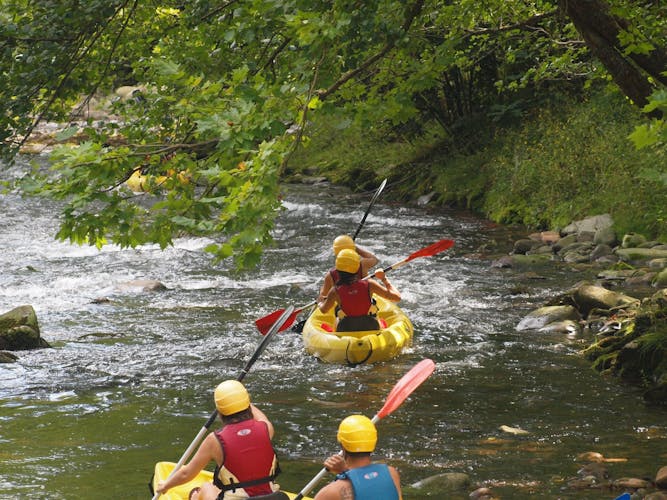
left=152, top=306, right=295, bottom=500
left=352, top=178, right=386, bottom=241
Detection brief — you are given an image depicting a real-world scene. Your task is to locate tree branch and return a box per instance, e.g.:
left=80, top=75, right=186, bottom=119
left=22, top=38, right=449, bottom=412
left=316, top=0, right=425, bottom=100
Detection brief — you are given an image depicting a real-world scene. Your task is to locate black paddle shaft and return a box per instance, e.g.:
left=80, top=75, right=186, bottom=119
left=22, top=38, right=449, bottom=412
left=352, top=178, right=386, bottom=241
left=199, top=304, right=296, bottom=427
left=151, top=306, right=295, bottom=500
left=202, top=305, right=295, bottom=427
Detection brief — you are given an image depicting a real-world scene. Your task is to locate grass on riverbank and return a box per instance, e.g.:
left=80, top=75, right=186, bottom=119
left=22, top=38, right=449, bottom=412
left=287, top=89, right=666, bottom=241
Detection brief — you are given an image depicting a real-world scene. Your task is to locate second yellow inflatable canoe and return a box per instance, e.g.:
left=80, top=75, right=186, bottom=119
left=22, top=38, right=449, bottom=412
left=302, top=296, right=413, bottom=365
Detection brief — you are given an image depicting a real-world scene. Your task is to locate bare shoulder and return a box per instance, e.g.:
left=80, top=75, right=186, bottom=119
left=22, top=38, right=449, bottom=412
left=314, top=479, right=354, bottom=500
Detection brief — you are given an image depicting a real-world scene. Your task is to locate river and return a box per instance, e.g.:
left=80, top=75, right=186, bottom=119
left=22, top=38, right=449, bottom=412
left=1, top=155, right=665, bottom=499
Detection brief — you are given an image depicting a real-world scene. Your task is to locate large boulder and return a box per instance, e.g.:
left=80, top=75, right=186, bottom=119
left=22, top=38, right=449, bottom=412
left=562, top=214, right=614, bottom=236
left=0, top=305, right=50, bottom=350
left=572, top=284, right=639, bottom=318
left=616, top=247, right=667, bottom=264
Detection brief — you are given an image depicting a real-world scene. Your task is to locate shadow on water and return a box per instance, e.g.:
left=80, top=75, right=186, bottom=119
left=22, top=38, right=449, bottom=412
left=1, top=158, right=666, bottom=499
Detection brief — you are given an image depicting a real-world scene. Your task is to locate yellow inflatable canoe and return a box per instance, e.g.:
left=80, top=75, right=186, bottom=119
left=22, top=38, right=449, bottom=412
left=302, top=296, right=413, bottom=365
left=151, top=462, right=312, bottom=500
left=126, top=169, right=190, bottom=193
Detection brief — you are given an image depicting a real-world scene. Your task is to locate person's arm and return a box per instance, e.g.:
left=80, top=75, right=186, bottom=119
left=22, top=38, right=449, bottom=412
left=389, top=465, right=402, bottom=499
left=318, top=288, right=338, bottom=313
left=356, top=245, right=379, bottom=277
left=318, top=273, right=334, bottom=302
left=156, top=433, right=219, bottom=494
left=369, top=270, right=401, bottom=302
left=250, top=404, right=274, bottom=439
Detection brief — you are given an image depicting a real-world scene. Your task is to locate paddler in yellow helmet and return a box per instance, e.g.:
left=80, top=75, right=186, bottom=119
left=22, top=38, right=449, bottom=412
left=156, top=380, right=288, bottom=500
left=313, top=415, right=402, bottom=500
left=318, top=249, right=400, bottom=332
left=318, top=235, right=379, bottom=304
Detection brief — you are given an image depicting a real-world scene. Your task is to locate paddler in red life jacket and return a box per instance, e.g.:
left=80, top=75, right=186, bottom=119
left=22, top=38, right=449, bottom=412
left=317, top=248, right=400, bottom=332
left=156, top=380, right=289, bottom=500
left=318, top=235, right=379, bottom=304
left=313, top=415, right=402, bottom=500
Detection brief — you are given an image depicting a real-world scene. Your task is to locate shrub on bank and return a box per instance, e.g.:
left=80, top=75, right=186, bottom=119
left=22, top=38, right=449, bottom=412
left=288, top=89, right=666, bottom=242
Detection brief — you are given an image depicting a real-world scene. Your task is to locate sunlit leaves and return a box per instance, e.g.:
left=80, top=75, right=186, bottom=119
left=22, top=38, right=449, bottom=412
left=629, top=89, right=667, bottom=157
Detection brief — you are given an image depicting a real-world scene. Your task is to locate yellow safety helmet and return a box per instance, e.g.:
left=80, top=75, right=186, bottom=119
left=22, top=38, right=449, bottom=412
left=214, top=380, right=250, bottom=416
left=337, top=414, right=377, bottom=453
left=332, top=235, right=355, bottom=256
left=335, top=248, right=361, bottom=274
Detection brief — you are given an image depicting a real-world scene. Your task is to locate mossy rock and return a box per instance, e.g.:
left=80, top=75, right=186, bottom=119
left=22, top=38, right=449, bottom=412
left=591, top=352, right=618, bottom=372
left=616, top=247, right=667, bottom=263
left=0, top=305, right=50, bottom=350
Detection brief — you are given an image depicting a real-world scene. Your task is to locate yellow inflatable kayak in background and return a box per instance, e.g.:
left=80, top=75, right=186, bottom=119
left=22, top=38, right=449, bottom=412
left=301, top=296, right=414, bottom=365
left=126, top=169, right=190, bottom=193
left=151, top=462, right=312, bottom=500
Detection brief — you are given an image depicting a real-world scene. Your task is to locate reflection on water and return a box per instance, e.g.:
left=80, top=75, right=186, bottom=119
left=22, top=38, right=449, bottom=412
left=1, top=157, right=666, bottom=499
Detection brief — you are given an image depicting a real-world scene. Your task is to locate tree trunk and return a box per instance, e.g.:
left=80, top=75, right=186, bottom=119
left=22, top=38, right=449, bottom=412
left=561, top=0, right=666, bottom=114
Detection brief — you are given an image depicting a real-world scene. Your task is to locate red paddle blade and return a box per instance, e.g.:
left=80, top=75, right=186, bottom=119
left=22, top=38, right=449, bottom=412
left=405, top=239, right=454, bottom=263
left=375, top=359, right=436, bottom=420
left=255, top=308, right=299, bottom=335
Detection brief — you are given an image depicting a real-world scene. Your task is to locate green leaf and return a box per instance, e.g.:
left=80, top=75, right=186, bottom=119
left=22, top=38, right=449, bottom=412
left=54, top=126, right=80, bottom=141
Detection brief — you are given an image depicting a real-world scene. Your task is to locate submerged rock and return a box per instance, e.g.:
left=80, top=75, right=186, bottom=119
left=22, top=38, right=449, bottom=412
left=516, top=305, right=581, bottom=331
left=409, top=471, right=471, bottom=493
left=499, top=424, right=530, bottom=435
left=115, top=279, right=167, bottom=292
left=0, top=351, right=19, bottom=363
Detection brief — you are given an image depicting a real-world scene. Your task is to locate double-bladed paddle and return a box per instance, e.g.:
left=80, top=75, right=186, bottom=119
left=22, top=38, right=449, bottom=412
left=151, top=306, right=295, bottom=500
left=254, top=238, right=455, bottom=335
left=352, top=178, right=386, bottom=241
left=293, top=358, right=437, bottom=500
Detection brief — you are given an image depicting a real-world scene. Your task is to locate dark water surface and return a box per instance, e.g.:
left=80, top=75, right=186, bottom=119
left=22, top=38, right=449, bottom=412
left=1, top=157, right=665, bottom=499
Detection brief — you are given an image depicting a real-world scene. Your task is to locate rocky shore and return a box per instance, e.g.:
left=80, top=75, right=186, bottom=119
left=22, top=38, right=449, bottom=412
left=474, top=213, right=667, bottom=499
left=491, top=214, right=667, bottom=403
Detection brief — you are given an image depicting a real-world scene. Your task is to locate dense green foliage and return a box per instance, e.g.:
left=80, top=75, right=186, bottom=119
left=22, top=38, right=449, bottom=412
left=1, top=0, right=665, bottom=267
left=291, top=88, right=666, bottom=240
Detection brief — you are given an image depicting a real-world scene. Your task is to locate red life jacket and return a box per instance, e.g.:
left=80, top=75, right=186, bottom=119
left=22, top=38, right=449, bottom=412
left=213, top=419, right=279, bottom=496
left=336, top=280, right=373, bottom=317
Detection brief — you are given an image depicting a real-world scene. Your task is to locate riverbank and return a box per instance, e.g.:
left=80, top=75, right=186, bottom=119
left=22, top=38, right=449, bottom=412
left=496, top=214, right=667, bottom=403
left=285, top=90, right=665, bottom=243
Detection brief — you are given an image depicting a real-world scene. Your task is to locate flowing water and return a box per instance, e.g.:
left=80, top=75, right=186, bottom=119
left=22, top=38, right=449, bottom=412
left=1, top=156, right=665, bottom=500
